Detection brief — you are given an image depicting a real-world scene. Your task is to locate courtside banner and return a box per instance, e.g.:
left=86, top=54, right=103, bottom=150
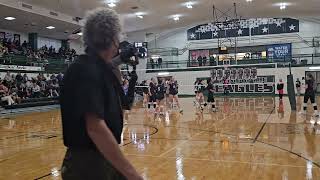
left=213, top=76, right=275, bottom=94
left=0, top=65, right=44, bottom=71
left=208, top=68, right=275, bottom=94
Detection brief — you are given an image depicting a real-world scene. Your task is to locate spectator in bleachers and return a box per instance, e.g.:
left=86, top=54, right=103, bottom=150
left=4, top=71, right=12, bottom=82
left=209, top=55, right=215, bottom=66
left=197, top=56, right=203, bottom=66
left=203, top=56, right=207, bottom=66
left=0, top=81, right=15, bottom=105
left=158, top=57, right=162, bottom=69
left=56, top=72, right=63, bottom=85
left=48, top=79, right=59, bottom=97
left=15, top=72, right=23, bottom=86
left=23, top=73, right=29, bottom=82
left=22, top=40, right=27, bottom=48
left=31, top=80, right=41, bottom=98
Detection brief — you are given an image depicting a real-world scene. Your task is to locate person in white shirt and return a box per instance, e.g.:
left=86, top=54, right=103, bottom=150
left=32, top=82, right=41, bottom=98
left=4, top=71, right=12, bottom=82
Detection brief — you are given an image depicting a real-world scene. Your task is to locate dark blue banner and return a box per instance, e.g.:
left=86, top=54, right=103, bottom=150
left=267, top=43, right=292, bottom=61
left=187, top=18, right=299, bottom=41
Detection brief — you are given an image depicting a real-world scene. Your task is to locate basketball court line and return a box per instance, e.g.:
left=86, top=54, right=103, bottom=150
left=10, top=106, right=319, bottom=179
left=252, top=108, right=275, bottom=143
left=256, top=140, right=320, bottom=168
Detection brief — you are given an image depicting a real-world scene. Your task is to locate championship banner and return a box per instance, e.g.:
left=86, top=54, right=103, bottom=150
left=0, top=65, right=44, bottom=72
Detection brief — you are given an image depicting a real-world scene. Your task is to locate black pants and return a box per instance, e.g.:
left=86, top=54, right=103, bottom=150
left=61, top=148, right=126, bottom=180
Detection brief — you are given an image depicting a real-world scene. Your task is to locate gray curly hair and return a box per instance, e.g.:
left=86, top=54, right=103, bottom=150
left=82, top=8, right=121, bottom=52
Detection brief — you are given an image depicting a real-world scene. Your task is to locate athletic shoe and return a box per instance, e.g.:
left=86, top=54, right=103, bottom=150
left=313, top=112, right=320, bottom=117
left=212, top=108, right=217, bottom=112
left=179, top=109, right=183, bottom=113
left=310, top=119, right=316, bottom=124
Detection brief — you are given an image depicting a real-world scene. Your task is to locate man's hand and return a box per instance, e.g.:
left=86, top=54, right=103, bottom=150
left=86, top=113, right=142, bottom=179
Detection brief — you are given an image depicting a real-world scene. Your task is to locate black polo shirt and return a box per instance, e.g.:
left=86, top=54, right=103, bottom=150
left=60, top=53, right=123, bottom=149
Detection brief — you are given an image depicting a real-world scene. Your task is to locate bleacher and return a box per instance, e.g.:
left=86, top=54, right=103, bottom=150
left=0, top=54, right=68, bottom=73
left=0, top=54, right=65, bottom=110
left=2, top=97, right=59, bottom=109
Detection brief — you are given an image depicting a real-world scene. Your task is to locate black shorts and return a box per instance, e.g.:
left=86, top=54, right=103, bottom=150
left=149, top=95, right=156, bottom=102
left=207, top=93, right=215, bottom=102
left=169, top=91, right=178, bottom=96
left=156, top=95, right=165, bottom=101
left=304, top=92, right=316, bottom=104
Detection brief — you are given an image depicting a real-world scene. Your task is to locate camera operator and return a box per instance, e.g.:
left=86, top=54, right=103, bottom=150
left=60, top=8, right=143, bottom=180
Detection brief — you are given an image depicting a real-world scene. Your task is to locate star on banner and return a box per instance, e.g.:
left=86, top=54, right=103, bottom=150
left=262, top=27, right=268, bottom=33
left=190, top=33, right=196, bottom=39
left=289, top=24, right=296, bottom=31
left=276, top=21, right=282, bottom=27
left=238, top=29, right=243, bottom=35
left=213, top=31, right=218, bottom=37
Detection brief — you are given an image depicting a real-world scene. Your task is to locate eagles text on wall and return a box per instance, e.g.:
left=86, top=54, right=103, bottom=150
left=187, top=18, right=299, bottom=41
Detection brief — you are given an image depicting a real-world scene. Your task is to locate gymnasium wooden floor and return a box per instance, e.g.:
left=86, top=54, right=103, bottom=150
left=1, top=96, right=320, bottom=180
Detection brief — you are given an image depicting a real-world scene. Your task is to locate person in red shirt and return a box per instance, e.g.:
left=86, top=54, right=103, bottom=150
left=277, top=79, right=284, bottom=100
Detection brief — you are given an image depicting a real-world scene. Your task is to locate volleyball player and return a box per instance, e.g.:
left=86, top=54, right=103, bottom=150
left=195, top=79, right=205, bottom=110
left=142, top=80, right=149, bottom=107
left=300, top=73, right=319, bottom=119
left=165, top=79, right=170, bottom=106
left=169, top=78, right=183, bottom=113
left=155, top=79, right=166, bottom=114
left=148, top=78, right=157, bottom=111
left=206, top=78, right=216, bottom=112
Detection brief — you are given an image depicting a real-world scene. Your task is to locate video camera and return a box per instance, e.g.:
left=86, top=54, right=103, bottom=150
left=118, top=41, right=140, bottom=66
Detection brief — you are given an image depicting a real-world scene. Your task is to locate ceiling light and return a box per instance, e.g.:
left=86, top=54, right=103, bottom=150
left=173, top=16, right=180, bottom=21
left=46, top=26, right=55, bottom=29
left=135, top=12, right=144, bottom=19
left=186, top=2, right=193, bottom=9
left=108, top=2, right=116, bottom=7
left=246, top=0, right=253, bottom=2
left=77, top=32, right=83, bottom=36
left=309, top=67, right=320, bottom=70
left=4, top=17, right=15, bottom=21
left=273, top=2, right=291, bottom=10
left=158, top=72, right=170, bottom=76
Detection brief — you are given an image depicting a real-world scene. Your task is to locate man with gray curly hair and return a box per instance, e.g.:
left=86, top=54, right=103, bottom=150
left=60, top=8, right=143, bottom=180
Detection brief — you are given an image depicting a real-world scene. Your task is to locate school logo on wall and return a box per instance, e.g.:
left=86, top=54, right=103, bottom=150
left=187, top=18, right=299, bottom=41
left=210, top=68, right=275, bottom=94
